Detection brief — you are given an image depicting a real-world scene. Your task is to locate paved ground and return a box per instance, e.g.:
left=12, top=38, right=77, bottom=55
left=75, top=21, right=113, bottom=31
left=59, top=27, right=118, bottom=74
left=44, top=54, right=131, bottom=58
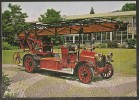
left=2, top=64, right=137, bottom=97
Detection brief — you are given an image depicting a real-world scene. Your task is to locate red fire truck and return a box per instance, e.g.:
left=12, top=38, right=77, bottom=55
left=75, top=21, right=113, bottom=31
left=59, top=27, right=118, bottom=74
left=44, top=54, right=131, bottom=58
left=15, top=18, right=126, bottom=84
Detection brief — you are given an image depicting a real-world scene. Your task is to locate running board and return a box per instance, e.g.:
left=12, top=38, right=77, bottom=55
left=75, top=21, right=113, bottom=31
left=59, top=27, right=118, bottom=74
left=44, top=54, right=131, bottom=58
left=18, top=64, right=74, bottom=74
left=40, top=68, right=74, bottom=75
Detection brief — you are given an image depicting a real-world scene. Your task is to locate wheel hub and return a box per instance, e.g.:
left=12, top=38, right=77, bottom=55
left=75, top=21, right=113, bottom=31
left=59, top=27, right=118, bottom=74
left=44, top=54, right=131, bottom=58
left=83, top=71, right=88, bottom=77
left=29, top=61, right=32, bottom=66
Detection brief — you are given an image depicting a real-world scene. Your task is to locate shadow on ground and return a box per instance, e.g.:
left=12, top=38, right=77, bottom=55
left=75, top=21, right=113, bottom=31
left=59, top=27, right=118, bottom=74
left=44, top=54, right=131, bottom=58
left=37, top=69, right=105, bottom=83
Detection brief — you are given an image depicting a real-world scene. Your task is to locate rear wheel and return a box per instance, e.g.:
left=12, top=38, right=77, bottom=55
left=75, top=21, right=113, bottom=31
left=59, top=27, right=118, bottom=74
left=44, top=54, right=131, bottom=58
left=100, top=63, right=114, bottom=79
left=23, top=55, right=38, bottom=73
left=77, top=64, right=94, bottom=84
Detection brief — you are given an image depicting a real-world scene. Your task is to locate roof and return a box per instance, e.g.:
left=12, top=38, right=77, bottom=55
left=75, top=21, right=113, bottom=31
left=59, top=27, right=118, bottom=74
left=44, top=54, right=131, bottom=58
left=66, top=11, right=136, bottom=20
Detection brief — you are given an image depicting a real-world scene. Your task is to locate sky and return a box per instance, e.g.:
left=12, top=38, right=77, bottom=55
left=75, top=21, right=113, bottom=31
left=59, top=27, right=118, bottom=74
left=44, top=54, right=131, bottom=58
left=2, top=1, right=136, bottom=22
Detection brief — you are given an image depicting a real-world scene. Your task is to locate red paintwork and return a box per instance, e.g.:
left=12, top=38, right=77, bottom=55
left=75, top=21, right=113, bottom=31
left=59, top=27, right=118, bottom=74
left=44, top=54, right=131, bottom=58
left=80, top=50, right=97, bottom=63
left=18, top=36, right=53, bottom=56
left=40, top=57, right=61, bottom=70
left=61, top=46, right=77, bottom=68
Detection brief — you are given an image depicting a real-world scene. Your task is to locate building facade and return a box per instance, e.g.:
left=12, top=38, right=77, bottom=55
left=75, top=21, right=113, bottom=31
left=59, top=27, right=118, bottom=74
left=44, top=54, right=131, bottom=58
left=63, top=11, right=136, bottom=45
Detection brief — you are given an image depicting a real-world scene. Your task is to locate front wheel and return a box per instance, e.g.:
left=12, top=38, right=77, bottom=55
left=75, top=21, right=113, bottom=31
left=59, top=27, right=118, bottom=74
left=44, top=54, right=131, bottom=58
left=23, top=55, right=38, bottom=73
left=100, top=63, right=114, bottom=79
left=77, top=64, right=94, bottom=84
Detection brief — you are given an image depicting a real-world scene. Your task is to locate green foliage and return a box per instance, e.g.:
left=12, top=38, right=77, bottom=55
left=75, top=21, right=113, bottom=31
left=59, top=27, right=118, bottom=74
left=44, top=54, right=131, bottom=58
left=50, top=35, right=64, bottom=46
left=118, top=42, right=128, bottom=48
left=53, top=46, right=60, bottom=49
left=2, top=3, right=28, bottom=46
left=2, top=72, right=11, bottom=96
left=94, top=42, right=107, bottom=48
left=38, top=8, right=64, bottom=45
left=4, top=91, right=18, bottom=98
left=2, top=42, right=19, bottom=50
left=99, top=43, right=107, bottom=48
left=122, top=3, right=136, bottom=11
left=107, top=41, right=118, bottom=48
left=94, top=42, right=101, bottom=48
left=2, top=42, right=12, bottom=50
left=126, top=38, right=136, bottom=48
left=2, top=72, right=17, bottom=98
left=38, top=8, right=63, bottom=23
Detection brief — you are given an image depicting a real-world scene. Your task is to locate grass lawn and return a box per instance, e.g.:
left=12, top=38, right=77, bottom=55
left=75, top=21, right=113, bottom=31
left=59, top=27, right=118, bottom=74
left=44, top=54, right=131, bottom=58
left=2, top=48, right=136, bottom=76
left=95, top=48, right=136, bottom=76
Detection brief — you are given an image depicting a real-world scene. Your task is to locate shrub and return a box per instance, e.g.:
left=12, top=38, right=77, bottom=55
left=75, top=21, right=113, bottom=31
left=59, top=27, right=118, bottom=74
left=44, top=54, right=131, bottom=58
left=80, top=44, right=85, bottom=49
left=99, top=43, right=107, bottom=48
left=2, top=72, right=11, bottom=97
left=53, top=45, right=60, bottom=49
left=94, top=42, right=101, bottom=48
left=126, top=38, right=136, bottom=48
left=4, top=91, right=17, bottom=98
left=2, top=42, right=12, bottom=50
left=118, top=42, right=128, bottom=48
left=2, top=72, right=17, bottom=98
left=2, top=42, right=19, bottom=50
left=94, top=42, right=107, bottom=48
left=107, top=41, right=118, bottom=48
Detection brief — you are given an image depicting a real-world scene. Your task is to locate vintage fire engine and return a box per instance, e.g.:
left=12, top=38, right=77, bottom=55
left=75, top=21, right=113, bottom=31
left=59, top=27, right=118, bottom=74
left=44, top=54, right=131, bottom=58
left=15, top=18, right=126, bottom=84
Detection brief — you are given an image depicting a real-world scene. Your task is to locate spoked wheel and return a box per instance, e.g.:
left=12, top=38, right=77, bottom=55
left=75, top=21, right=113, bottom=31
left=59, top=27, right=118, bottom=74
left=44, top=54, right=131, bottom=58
left=23, top=55, right=37, bottom=73
left=77, top=64, right=94, bottom=84
left=100, top=63, right=114, bottom=79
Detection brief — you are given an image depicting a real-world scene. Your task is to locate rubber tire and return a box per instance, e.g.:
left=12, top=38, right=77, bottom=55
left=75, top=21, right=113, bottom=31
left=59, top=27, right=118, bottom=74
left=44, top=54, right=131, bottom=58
left=100, top=63, right=114, bottom=79
left=77, top=64, right=94, bottom=84
left=23, top=55, right=38, bottom=73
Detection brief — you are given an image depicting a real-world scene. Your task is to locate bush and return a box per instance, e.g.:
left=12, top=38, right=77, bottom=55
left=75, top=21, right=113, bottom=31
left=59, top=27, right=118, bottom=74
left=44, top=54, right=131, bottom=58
left=4, top=91, right=17, bottom=98
left=118, top=42, right=128, bottom=48
left=2, top=72, right=17, bottom=98
left=99, top=43, right=107, bottom=48
left=94, top=42, right=101, bottom=48
left=53, top=45, right=60, bottom=49
left=94, top=42, right=107, bottom=48
left=2, top=42, right=12, bottom=50
left=107, top=41, right=118, bottom=48
left=126, top=38, right=136, bottom=48
left=2, top=72, right=11, bottom=97
left=2, top=42, right=19, bottom=50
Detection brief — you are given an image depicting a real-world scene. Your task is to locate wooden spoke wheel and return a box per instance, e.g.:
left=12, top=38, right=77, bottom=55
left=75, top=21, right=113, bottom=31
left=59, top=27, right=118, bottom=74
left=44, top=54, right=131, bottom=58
left=100, top=63, right=114, bottom=79
left=23, top=55, right=37, bottom=73
left=13, top=52, right=21, bottom=65
left=77, top=64, right=94, bottom=84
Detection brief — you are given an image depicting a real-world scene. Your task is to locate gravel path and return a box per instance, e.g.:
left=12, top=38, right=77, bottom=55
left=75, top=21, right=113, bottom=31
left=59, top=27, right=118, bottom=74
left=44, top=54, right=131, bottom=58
left=2, top=64, right=137, bottom=97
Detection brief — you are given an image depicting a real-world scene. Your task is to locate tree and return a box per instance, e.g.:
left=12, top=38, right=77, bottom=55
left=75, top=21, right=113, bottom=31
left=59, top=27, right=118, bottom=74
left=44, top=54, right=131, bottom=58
left=38, top=8, right=64, bottom=45
left=38, top=8, right=63, bottom=23
left=122, top=3, right=136, bottom=11
left=2, top=3, right=28, bottom=46
left=90, top=7, right=95, bottom=14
